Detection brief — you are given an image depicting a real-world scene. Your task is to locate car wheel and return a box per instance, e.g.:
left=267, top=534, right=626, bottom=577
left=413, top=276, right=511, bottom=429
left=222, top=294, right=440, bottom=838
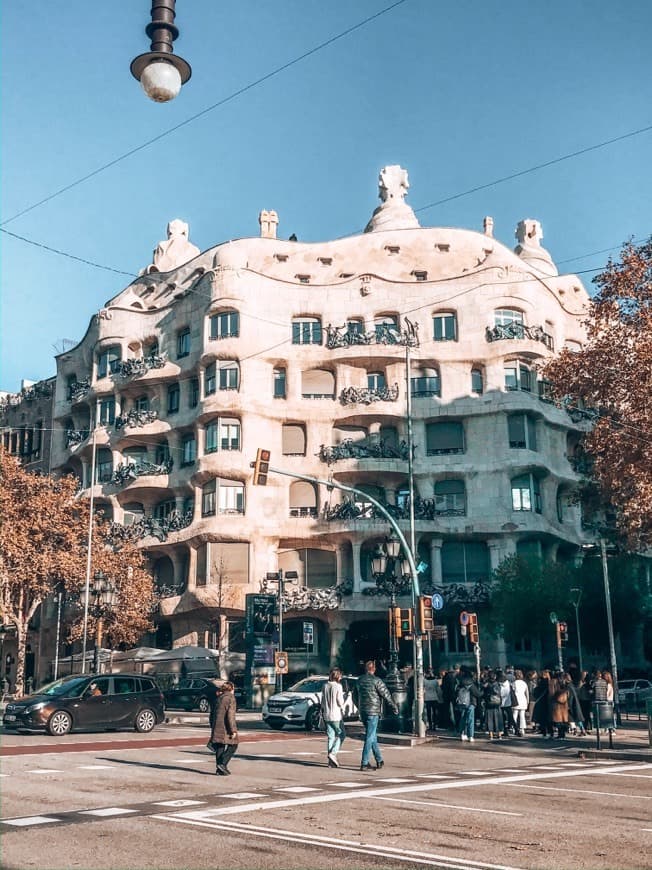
left=135, top=708, right=157, bottom=733
left=197, top=697, right=210, bottom=713
left=47, top=710, right=72, bottom=736
left=305, top=705, right=320, bottom=732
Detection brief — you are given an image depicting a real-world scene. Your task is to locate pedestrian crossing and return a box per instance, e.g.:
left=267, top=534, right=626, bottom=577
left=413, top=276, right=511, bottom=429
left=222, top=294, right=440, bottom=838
left=0, top=758, right=631, bottom=831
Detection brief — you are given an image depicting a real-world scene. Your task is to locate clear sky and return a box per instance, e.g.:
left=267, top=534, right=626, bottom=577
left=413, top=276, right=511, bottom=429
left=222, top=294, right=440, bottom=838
left=1, top=1, right=650, bottom=392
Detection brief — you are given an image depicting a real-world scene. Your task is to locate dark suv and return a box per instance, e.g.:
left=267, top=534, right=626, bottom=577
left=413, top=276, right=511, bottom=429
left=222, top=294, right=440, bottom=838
left=2, top=674, right=165, bottom=736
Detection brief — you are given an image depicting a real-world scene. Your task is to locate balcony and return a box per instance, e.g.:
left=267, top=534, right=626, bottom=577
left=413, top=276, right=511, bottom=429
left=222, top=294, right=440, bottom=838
left=323, top=496, right=451, bottom=522
left=66, top=429, right=89, bottom=448
left=115, top=355, right=167, bottom=379
left=68, top=379, right=91, bottom=403
left=325, top=321, right=419, bottom=349
left=115, top=409, right=159, bottom=430
left=339, top=383, right=399, bottom=405
left=486, top=323, right=554, bottom=350
left=111, top=458, right=173, bottom=486
left=411, top=377, right=441, bottom=398
left=318, top=438, right=411, bottom=464
left=109, top=509, right=192, bottom=544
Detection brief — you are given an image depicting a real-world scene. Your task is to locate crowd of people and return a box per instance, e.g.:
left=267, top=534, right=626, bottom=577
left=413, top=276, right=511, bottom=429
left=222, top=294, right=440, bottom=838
left=423, top=663, right=616, bottom=742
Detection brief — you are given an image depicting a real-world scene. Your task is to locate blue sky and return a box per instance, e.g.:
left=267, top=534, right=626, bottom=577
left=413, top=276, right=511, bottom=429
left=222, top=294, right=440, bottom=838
left=1, top=0, right=650, bottom=392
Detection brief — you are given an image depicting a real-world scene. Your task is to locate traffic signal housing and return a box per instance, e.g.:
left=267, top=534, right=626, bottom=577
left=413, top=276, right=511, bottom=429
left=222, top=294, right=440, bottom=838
left=274, top=651, right=289, bottom=674
left=252, top=448, right=271, bottom=485
left=419, top=595, right=435, bottom=632
left=468, top=612, right=479, bottom=644
left=392, top=607, right=413, bottom=639
left=557, top=621, right=568, bottom=645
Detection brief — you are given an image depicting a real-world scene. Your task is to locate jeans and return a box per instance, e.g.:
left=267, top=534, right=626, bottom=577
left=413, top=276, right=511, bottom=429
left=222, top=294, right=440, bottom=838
left=458, top=704, right=475, bottom=740
left=325, top=720, right=345, bottom=756
left=361, top=714, right=382, bottom=766
left=212, top=742, right=238, bottom=770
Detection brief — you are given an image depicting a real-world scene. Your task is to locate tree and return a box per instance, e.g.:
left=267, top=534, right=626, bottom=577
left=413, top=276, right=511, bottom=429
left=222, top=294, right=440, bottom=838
left=0, top=449, right=155, bottom=696
left=544, top=238, right=652, bottom=549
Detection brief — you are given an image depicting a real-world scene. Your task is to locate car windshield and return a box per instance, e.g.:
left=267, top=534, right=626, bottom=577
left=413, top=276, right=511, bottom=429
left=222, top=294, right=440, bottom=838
left=288, top=678, right=327, bottom=693
left=35, top=677, right=89, bottom=698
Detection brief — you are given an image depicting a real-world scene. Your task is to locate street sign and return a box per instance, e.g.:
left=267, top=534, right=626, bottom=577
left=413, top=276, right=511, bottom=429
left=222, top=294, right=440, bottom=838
left=432, top=625, right=448, bottom=640
left=303, top=621, right=314, bottom=645
left=459, top=610, right=470, bottom=626
left=274, top=651, right=288, bottom=674
left=432, top=593, right=444, bottom=611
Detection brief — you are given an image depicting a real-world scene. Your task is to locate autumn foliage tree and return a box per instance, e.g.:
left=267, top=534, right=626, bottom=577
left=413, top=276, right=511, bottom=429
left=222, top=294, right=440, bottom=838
left=0, top=449, right=155, bottom=697
left=544, top=238, right=652, bottom=549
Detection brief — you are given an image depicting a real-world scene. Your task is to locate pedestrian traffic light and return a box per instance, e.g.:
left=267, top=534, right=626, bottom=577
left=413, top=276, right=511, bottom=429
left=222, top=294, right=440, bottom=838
left=557, top=621, right=568, bottom=645
left=468, top=612, right=479, bottom=644
left=419, top=595, right=435, bottom=632
left=392, top=607, right=413, bottom=638
left=392, top=607, right=402, bottom=638
left=251, top=448, right=271, bottom=485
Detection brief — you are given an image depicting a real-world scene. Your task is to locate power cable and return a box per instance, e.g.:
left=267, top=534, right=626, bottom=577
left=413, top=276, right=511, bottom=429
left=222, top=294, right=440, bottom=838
left=0, top=228, right=137, bottom=278
left=0, top=0, right=411, bottom=227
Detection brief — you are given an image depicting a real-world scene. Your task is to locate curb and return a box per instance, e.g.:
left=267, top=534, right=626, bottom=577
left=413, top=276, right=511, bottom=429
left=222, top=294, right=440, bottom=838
left=578, top=749, right=652, bottom=763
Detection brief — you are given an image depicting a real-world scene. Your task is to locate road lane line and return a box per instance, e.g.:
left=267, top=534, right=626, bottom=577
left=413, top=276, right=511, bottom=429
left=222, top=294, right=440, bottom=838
left=151, top=816, right=528, bottom=870
left=3, top=816, right=61, bottom=826
left=372, top=796, right=523, bottom=816
left=607, top=773, right=652, bottom=779
left=506, top=783, right=652, bottom=800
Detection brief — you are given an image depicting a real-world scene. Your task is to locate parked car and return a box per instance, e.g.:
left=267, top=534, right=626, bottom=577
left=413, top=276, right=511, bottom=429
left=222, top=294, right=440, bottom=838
left=2, top=674, right=165, bottom=736
left=163, top=677, right=218, bottom=712
left=262, top=675, right=358, bottom=731
left=617, top=679, right=652, bottom=708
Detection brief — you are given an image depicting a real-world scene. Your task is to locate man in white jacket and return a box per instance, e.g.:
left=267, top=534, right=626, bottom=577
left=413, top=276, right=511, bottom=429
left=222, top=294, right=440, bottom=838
left=322, top=668, right=346, bottom=767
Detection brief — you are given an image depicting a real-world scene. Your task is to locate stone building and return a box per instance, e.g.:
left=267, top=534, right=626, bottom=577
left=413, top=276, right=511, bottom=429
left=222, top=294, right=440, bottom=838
left=49, top=167, right=591, bottom=677
left=0, top=377, right=55, bottom=474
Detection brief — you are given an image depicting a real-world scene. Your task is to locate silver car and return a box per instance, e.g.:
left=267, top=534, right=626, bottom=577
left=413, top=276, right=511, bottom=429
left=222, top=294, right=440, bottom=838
left=262, top=675, right=358, bottom=731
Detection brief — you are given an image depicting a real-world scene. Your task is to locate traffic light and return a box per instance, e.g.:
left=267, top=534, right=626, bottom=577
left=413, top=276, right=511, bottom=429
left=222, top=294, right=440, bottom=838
left=252, top=448, right=271, bottom=485
left=468, top=612, right=479, bottom=644
left=557, top=621, right=568, bottom=645
left=419, top=595, right=435, bottom=632
left=392, top=607, right=413, bottom=639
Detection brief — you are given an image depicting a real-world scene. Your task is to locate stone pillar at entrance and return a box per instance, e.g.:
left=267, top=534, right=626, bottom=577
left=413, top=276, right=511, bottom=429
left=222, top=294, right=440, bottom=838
left=329, top=627, right=347, bottom=665
left=430, top=538, right=443, bottom=585
left=352, top=541, right=362, bottom=592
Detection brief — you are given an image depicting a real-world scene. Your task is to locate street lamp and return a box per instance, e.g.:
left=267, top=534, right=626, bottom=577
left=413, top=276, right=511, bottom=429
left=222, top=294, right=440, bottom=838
left=570, top=586, right=584, bottom=673
left=130, top=0, right=192, bottom=103
left=370, top=537, right=411, bottom=733
left=84, top=571, right=118, bottom=674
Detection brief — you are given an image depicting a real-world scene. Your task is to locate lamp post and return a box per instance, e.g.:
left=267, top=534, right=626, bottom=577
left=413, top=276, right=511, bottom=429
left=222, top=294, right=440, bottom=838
left=371, top=537, right=411, bottom=733
left=264, top=570, right=298, bottom=692
left=130, top=0, right=192, bottom=103
left=84, top=571, right=118, bottom=675
left=570, top=586, right=584, bottom=673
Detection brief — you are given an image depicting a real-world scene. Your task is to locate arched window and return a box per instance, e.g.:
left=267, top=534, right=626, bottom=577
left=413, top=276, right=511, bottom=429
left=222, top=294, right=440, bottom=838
left=123, top=502, right=145, bottom=525
left=289, top=481, right=318, bottom=518
left=210, top=309, right=240, bottom=340
left=97, top=345, right=121, bottom=379
left=433, top=311, right=457, bottom=341
left=301, top=369, right=335, bottom=399
left=367, top=371, right=386, bottom=391
left=434, top=479, right=466, bottom=515
left=354, top=483, right=385, bottom=517
left=124, top=446, right=148, bottom=468
left=282, top=424, right=307, bottom=456
left=273, top=367, right=286, bottom=398
left=218, top=360, right=239, bottom=391
left=471, top=367, right=484, bottom=395
left=494, top=308, right=525, bottom=333
left=292, top=317, right=322, bottom=345
left=96, top=448, right=113, bottom=483
left=411, top=367, right=441, bottom=398
left=511, top=473, right=542, bottom=513
left=504, top=360, right=532, bottom=392
left=374, top=314, right=399, bottom=343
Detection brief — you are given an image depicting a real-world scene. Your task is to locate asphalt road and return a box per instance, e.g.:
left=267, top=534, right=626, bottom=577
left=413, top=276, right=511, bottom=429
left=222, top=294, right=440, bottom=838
left=1, top=723, right=650, bottom=870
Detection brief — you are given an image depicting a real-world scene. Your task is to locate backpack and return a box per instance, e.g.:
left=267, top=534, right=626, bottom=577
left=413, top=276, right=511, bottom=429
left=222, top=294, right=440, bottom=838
left=485, top=683, right=501, bottom=707
left=455, top=684, right=471, bottom=706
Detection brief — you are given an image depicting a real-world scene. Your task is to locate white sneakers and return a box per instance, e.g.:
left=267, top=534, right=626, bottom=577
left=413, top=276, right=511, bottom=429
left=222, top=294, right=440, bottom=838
left=460, top=734, right=468, bottom=741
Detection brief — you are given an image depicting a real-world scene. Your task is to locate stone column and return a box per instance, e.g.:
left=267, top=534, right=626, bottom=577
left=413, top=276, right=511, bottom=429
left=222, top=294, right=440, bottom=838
left=351, top=541, right=363, bottom=592
left=329, top=627, right=347, bottom=664
left=429, top=538, right=443, bottom=585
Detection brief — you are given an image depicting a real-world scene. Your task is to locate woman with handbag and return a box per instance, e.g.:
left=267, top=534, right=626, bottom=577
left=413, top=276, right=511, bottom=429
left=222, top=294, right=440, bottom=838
left=322, top=668, right=346, bottom=768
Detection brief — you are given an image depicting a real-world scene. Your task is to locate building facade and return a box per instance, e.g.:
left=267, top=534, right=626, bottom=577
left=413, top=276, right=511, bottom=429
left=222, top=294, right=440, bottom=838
left=49, top=166, right=591, bottom=678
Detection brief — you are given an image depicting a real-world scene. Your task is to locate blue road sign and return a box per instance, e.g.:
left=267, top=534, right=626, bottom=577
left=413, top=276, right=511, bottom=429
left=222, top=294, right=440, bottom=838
left=432, top=593, right=444, bottom=611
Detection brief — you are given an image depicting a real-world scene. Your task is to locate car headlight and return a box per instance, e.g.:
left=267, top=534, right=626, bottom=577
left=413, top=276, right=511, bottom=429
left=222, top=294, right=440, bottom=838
left=24, top=702, right=46, bottom=714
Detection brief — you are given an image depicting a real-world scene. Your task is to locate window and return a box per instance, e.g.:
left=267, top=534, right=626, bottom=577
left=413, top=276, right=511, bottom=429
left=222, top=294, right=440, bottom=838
left=189, top=378, right=199, bottom=408
left=155, top=441, right=170, bottom=465
left=135, top=395, right=149, bottom=413
left=124, top=446, right=147, bottom=468
left=413, top=270, right=428, bottom=281
left=302, top=369, right=335, bottom=399
left=564, top=339, right=582, bottom=353
left=292, top=317, right=322, bottom=345
left=123, top=502, right=144, bottom=525
left=66, top=374, right=78, bottom=400
left=346, top=319, right=364, bottom=337
left=557, top=490, right=565, bottom=523
left=374, top=315, right=399, bottom=342
left=154, top=500, right=175, bottom=520
left=114, top=677, right=136, bottom=695
left=97, top=346, right=121, bottom=378
left=176, top=328, right=190, bottom=359
left=411, top=371, right=441, bottom=398
left=218, top=360, right=239, bottom=390
left=441, top=541, right=489, bottom=585
left=318, top=257, right=332, bottom=266
left=167, top=383, right=180, bottom=414
left=220, top=418, right=240, bottom=450
left=511, top=473, right=542, bottom=513
left=367, top=371, right=386, bottom=391
left=202, top=480, right=216, bottom=516
left=98, top=397, right=115, bottom=426
left=218, top=479, right=244, bottom=514
left=210, top=310, right=239, bottom=340
left=144, top=339, right=159, bottom=359
left=196, top=542, right=249, bottom=587
left=181, top=433, right=196, bottom=466
left=205, top=421, right=218, bottom=454
left=282, top=424, right=306, bottom=456
left=433, top=313, right=457, bottom=341
left=508, top=414, right=538, bottom=450
left=495, top=308, right=525, bottom=332
left=273, top=367, right=286, bottom=398
left=471, top=368, right=484, bottom=394
left=385, top=245, right=400, bottom=255
left=296, top=274, right=311, bottom=284
left=33, top=421, right=43, bottom=459
left=205, top=362, right=216, bottom=396
left=426, top=421, right=464, bottom=455
left=504, top=361, right=532, bottom=392
left=434, top=479, right=466, bottom=515
left=289, top=481, right=318, bottom=517
left=96, top=448, right=113, bottom=483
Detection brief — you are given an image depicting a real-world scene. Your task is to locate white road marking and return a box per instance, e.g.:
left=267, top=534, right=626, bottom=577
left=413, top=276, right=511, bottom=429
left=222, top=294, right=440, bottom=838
left=507, top=783, right=652, bottom=800
left=416, top=774, right=454, bottom=779
left=29, top=768, right=59, bottom=774
left=529, top=765, right=559, bottom=770
left=377, top=777, right=415, bottom=783
left=275, top=786, right=319, bottom=793
left=77, top=765, right=114, bottom=770
left=222, top=792, right=265, bottom=800
left=558, top=762, right=588, bottom=767
left=3, top=815, right=61, bottom=826
left=373, top=796, right=523, bottom=817
left=608, top=773, right=652, bottom=779
left=152, top=816, right=528, bottom=870
left=329, top=781, right=369, bottom=788
left=154, top=799, right=206, bottom=807
left=80, top=807, right=138, bottom=817
left=460, top=770, right=493, bottom=776
left=289, top=752, right=317, bottom=756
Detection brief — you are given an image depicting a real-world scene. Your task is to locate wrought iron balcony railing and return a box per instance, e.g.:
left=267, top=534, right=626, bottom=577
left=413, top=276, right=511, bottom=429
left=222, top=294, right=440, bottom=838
left=68, top=379, right=91, bottom=403
left=339, top=383, right=399, bottom=405
left=486, top=323, right=554, bottom=350
left=318, top=438, right=411, bottom=464
left=109, top=509, right=192, bottom=544
left=325, top=321, right=419, bottom=349
left=115, top=409, right=159, bottom=430
left=66, top=429, right=89, bottom=447
left=323, top=495, right=463, bottom=523
left=111, top=457, right=173, bottom=486
left=114, top=355, right=167, bottom=378
left=289, top=507, right=318, bottom=518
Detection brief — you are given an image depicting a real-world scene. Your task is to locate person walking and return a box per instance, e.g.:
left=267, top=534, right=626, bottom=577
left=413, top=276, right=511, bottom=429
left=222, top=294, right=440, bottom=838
left=442, top=664, right=460, bottom=730
left=483, top=671, right=503, bottom=740
left=511, top=669, right=529, bottom=737
left=496, top=669, right=513, bottom=737
left=322, top=668, right=346, bottom=768
left=551, top=672, right=570, bottom=739
left=209, top=681, right=239, bottom=775
left=356, top=660, right=398, bottom=770
left=424, top=669, right=442, bottom=733
left=455, top=667, right=482, bottom=743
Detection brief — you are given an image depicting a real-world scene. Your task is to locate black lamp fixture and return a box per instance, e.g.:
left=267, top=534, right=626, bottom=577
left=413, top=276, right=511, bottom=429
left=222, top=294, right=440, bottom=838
left=130, top=1, right=192, bottom=103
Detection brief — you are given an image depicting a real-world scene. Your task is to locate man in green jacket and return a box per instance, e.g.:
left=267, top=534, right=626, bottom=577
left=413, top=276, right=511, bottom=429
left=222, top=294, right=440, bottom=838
left=356, top=660, right=398, bottom=770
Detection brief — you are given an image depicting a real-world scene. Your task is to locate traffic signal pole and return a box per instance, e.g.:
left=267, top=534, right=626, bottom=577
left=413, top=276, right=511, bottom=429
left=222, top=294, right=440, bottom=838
left=267, top=463, right=426, bottom=738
